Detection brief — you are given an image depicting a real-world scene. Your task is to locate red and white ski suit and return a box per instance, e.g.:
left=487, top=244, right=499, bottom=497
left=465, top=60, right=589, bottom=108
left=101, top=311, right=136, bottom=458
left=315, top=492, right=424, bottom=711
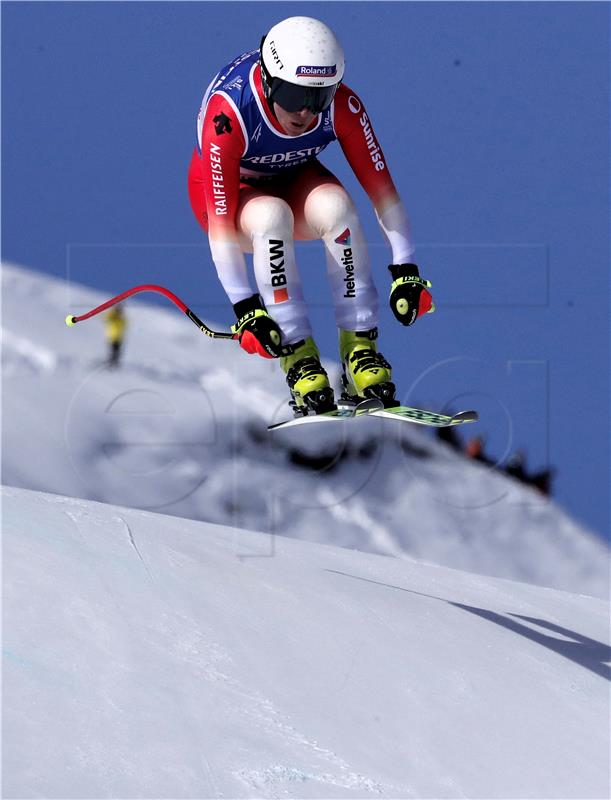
left=188, top=57, right=414, bottom=344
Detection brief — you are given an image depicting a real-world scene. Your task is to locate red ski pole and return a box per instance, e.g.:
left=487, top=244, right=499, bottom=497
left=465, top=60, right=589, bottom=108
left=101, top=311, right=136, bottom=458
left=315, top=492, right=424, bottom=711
left=65, top=284, right=237, bottom=341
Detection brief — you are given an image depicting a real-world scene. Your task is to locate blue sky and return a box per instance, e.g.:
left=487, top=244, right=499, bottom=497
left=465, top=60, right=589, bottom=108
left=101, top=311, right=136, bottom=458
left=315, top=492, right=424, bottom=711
left=2, top=2, right=609, bottom=539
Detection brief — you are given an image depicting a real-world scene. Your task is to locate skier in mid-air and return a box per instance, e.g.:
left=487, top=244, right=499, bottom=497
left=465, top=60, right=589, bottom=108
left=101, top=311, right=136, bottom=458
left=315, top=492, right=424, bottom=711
left=188, top=16, right=435, bottom=415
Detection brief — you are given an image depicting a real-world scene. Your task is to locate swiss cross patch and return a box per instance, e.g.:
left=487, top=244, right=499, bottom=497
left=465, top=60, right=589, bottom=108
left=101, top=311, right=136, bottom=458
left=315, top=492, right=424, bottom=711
left=273, top=288, right=289, bottom=304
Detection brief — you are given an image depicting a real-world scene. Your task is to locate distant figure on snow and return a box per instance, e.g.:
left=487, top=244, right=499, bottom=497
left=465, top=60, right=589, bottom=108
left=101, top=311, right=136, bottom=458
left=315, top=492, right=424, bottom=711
left=465, top=435, right=495, bottom=466
left=504, top=450, right=527, bottom=483
left=505, top=450, right=555, bottom=496
left=105, top=305, right=127, bottom=368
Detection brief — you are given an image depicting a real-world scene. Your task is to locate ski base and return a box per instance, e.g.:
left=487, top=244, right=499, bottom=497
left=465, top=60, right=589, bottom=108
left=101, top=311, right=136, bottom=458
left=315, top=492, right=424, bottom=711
left=268, top=399, right=478, bottom=431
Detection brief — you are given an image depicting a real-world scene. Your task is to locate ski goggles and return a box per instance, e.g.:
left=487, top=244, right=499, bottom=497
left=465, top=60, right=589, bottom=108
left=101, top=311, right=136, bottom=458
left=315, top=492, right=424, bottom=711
left=267, top=77, right=339, bottom=114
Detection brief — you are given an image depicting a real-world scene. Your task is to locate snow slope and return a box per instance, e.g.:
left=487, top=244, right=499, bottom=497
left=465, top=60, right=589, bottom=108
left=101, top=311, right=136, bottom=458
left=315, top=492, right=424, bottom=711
left=1, top=262, right=609, bottom=597
left=3, top=485, right=610, bottom=799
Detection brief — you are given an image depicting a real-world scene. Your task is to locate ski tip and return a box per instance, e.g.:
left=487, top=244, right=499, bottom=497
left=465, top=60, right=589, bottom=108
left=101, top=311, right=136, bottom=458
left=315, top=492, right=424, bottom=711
left=65, top=315, right=77, bottom=327
left=452, top=410, right=479, bottom=424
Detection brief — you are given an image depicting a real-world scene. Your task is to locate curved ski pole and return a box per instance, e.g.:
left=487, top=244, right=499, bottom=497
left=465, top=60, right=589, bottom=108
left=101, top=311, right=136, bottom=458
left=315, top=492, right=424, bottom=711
left=65, top=284, right=237, bottom=341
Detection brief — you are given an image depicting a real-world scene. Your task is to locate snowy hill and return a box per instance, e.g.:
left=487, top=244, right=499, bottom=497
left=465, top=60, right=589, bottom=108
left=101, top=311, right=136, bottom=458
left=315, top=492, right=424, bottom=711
left=3, top=485, right=609, bottom=798
left=1, top=262, right=609, bottom=596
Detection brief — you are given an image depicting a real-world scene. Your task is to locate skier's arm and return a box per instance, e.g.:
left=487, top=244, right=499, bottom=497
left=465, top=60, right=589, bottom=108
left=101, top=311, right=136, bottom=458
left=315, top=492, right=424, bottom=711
left=333, top=84, right=415, bottom=264
left=335, top=85, right=434, bottom=326
left=199, top=93, right=253, bottom=304
left=198, top=95, right=284, bottom=357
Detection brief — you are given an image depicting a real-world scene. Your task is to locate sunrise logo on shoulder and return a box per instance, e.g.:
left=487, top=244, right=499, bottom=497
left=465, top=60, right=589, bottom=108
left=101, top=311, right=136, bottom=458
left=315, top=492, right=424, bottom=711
left=348, top=96, right=361, bottom=114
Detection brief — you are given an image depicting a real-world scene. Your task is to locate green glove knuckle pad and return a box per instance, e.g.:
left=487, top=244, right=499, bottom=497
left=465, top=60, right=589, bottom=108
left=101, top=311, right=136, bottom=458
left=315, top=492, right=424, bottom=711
left=388, top=263, right=433, bottom=327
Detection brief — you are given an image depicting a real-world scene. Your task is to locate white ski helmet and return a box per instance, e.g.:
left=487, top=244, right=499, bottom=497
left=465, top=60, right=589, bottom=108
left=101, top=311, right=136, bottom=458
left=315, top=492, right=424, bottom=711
left=260, top=16, right=345, bottom=113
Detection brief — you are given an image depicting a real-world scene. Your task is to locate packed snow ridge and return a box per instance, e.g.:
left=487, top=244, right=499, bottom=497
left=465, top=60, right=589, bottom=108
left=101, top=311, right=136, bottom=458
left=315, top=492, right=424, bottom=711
left=3, top=486, right=610, bottom=798
left=1, top=261, right=609, bottom=597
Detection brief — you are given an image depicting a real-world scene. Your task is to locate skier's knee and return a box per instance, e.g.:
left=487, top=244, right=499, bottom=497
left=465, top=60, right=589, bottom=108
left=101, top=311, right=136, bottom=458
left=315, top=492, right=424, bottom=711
left=240, top=195, right=295, bottom=240
left=305, top=185, right=358, bottom=238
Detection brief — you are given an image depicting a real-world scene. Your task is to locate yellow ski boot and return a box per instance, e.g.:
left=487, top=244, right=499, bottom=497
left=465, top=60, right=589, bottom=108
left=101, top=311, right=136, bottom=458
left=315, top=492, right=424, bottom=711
left=339, top=328, right=398, bottom=408
left=280, top=337, right=336, bottom=416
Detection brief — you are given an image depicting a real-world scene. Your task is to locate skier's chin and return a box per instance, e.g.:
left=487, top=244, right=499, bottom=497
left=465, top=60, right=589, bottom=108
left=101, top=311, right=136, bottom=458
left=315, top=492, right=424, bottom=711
left=284, top=122, right=307, bottom=136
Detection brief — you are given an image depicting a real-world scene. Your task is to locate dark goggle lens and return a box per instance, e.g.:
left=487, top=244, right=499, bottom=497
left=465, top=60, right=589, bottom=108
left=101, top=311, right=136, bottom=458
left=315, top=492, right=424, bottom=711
left=270, top=79, right=337, bottom=114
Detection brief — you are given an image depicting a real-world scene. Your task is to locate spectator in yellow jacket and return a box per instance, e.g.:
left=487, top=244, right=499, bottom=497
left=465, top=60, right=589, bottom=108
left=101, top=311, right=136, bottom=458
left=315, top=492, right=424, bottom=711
left=105, top=305, right=127, bottom=368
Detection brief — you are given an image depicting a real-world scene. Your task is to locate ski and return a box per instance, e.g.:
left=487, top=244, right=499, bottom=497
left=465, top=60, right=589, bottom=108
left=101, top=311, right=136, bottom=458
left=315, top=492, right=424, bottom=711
left=268, top=399, right=478, bottom=431
left=369, top=406, right=478, bottom=427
